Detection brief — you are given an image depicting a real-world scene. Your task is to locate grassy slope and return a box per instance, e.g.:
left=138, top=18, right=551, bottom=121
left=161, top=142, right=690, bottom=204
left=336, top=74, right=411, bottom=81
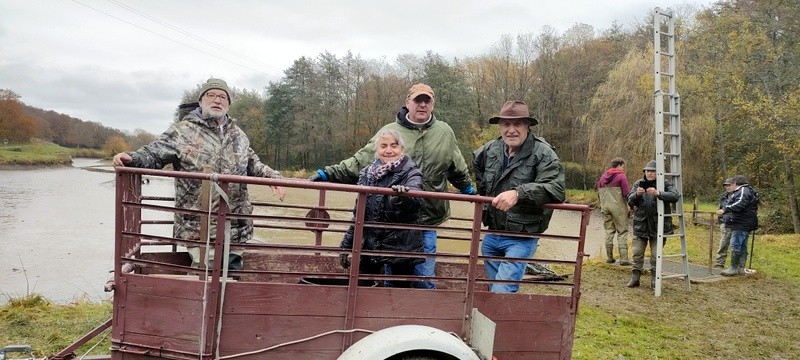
left=0, top=141, right=104, bottom=165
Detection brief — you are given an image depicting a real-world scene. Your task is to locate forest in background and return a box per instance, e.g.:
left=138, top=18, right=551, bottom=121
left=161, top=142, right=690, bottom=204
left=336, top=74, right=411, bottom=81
left=1, top=1, right=798, bottom=233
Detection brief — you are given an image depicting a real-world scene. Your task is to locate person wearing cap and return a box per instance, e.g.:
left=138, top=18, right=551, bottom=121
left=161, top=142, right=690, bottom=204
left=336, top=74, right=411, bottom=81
left=597, top=157, right=632, bottom=266
left=625, top=160, right=679, bottom=288
left=716, top=174, right=759, bottom=276
left=714, top=177, right=736, bottom=268
left=309, top=83, right=475, bottom=289
left=113, top=78, right=286, bottom=271
left=473, top=100, right=565, bottom=293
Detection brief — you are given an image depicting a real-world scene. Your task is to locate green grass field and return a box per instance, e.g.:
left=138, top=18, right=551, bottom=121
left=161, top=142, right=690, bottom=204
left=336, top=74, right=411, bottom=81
left=2, top=225, right=797, bottom=358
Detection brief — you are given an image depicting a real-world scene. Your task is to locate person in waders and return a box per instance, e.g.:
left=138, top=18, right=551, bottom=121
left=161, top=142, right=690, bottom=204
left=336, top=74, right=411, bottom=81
left=597, top=157, right=632, bottom=266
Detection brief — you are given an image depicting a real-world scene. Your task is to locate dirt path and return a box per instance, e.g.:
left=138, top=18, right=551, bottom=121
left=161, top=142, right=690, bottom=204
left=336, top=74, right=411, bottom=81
left=252, top=186, right=606, bottom=262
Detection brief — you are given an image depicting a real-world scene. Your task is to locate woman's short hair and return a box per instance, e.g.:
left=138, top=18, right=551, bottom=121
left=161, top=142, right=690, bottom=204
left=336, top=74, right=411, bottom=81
left=375, top=129, right=405, bottom=150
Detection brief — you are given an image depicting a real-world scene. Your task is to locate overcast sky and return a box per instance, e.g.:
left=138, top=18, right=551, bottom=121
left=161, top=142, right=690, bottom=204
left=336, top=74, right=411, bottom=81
left=0, top=0, right=715, bottom=135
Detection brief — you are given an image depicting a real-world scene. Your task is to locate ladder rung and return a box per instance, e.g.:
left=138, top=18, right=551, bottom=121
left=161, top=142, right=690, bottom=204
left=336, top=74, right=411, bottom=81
left=661, top=273, right=689, bottom=280
left=662, top=253, right=686, bottom=258
left=664, top=112, right=679, bottom=116
left=664, top=172, right=681, bottom=177
left=661, top=233, right=684, bottom=239
left=664, top=132, right=679, bottom=136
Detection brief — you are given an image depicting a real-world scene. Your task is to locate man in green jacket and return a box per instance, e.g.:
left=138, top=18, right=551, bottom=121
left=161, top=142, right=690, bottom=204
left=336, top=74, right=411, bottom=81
left=474, top=100, right=565, bottom=292
left=309, top=83, right=475, bottom=289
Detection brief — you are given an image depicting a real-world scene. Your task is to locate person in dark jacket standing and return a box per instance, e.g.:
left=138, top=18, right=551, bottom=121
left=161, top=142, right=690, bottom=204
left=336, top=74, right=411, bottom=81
left=717, top=175, right=759, bottom=276
left=474, top=101, right=565, bottom=293
left=597, top=157, right=632, bottom=265
left=339, top=129, right=424, bottom=288
left=714, top=178, right=735, bottom=268
left=626, top=160, right=679, bottom=288
left=310, top=83, right=475, bottom=289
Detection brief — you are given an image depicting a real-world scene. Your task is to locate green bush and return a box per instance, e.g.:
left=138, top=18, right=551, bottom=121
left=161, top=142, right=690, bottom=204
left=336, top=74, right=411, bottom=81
left=564, top=162, right=603, bottom=190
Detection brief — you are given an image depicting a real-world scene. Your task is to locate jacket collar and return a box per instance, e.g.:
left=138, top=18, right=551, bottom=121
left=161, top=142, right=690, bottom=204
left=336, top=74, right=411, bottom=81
left=397, top=106, right=437, bottom=130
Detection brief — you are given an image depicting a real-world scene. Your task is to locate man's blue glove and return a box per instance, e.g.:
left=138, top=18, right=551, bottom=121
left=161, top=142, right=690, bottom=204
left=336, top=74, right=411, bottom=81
left=460, top=184, right=477, bottom=195
left=308, top=169, right=328, bottom=182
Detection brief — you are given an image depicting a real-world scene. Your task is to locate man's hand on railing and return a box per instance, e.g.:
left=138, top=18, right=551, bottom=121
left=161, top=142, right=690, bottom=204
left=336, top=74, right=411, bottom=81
left=339, top=253, right=350, bottom=269
left=391, top=185, right=410, bottom=194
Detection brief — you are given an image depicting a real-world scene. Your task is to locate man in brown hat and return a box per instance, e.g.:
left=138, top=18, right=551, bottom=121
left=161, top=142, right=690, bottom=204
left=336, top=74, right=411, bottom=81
left=473, top=100, right=565, bottom=292
left=113, top=78, right=286, bottom=272
left=309, top=83, right=474, bottom=289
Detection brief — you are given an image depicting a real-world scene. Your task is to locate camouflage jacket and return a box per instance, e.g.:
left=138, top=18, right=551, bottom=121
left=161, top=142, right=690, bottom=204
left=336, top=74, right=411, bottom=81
left=127, top=109, right=281, bottom=243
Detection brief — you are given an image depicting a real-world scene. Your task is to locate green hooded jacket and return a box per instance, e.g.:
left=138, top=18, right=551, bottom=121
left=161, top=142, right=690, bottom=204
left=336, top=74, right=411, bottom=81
left=324, top=107, right=472, bottom=226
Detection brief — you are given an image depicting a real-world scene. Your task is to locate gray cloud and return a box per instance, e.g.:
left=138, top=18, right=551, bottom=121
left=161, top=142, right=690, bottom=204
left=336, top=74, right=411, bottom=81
left=0, top=0, right=712, bottom=135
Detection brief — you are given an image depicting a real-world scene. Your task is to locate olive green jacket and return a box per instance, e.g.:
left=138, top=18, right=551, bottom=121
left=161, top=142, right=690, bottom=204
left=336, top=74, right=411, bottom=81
left=324, top=107, right=472, bottom=225
left=473, top=134, right=565, bottom=234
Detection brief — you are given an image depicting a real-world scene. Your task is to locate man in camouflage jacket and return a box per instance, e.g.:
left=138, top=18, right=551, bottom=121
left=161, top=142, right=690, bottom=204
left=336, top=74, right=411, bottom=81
left=113, top=78, right=285, bottom=270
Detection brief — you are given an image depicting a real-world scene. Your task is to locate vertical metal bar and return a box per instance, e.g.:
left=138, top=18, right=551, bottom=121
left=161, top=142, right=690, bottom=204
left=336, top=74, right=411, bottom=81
left=570, top=208, right=591, bottom=313
left=708, top=213, right=715, bottom=274
left=343, top=192, right=368, bottom=350
left=462, top=202, right=484, bottom=338
left=654, top=10, right=667, bottom=297
left=315, top=190, right=327, bottom=246
left=112, top=170, right=140, bottom=345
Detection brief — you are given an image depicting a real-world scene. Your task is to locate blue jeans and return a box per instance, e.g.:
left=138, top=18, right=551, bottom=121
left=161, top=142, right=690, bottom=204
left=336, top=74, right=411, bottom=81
left=412, top=230, right=437, bottom=289
left=481, top=234, right=538, bottom=293
left=730, top=229, right=750, bottom=253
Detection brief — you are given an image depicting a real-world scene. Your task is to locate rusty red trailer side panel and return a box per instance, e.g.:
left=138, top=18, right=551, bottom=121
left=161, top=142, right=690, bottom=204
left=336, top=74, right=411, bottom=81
left=107, top=168, right=589, bottom=360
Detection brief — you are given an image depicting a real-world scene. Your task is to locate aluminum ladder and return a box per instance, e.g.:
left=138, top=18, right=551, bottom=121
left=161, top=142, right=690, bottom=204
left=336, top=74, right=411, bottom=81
left=653, top=8, right=691, bottom=296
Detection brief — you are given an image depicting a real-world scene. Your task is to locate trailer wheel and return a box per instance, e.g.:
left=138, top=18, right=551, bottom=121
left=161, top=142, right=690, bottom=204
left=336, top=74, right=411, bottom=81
left=337, top=325, right=480, bottom=360
left=388, top=350, right=458, bottom=360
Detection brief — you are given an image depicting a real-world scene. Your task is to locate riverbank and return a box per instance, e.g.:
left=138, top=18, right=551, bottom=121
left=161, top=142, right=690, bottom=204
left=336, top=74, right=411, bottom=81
left=0, top=140, right=104, bottom=166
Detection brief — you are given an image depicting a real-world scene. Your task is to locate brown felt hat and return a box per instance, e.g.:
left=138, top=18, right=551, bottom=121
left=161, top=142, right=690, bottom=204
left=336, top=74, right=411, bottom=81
left=488, top=100, right=538, bottom=125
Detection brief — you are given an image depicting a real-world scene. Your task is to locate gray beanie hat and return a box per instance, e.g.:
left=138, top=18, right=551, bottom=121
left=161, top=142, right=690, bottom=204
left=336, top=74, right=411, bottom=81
left=198, top=78, right=231, bottom=103
left=643, top=160, right=657, bottom=171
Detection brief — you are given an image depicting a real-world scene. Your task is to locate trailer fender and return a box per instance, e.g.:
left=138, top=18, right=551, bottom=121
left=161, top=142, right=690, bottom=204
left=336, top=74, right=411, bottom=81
left=337, top=325, right=481, bottom=360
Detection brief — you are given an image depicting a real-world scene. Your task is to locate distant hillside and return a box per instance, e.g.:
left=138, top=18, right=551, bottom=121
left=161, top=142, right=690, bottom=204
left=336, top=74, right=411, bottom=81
left=22, top=105, right=127, bottom=149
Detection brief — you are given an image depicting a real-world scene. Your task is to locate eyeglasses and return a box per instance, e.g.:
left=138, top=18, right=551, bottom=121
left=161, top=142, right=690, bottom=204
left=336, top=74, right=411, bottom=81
left=204, top=92, right=229, bottom=102
left=412, top=96, right=433, bottom=104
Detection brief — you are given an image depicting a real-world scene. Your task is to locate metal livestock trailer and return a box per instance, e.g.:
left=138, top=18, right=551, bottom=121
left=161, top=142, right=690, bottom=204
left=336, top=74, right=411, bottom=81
left=51, top=167, right=590, bottom=360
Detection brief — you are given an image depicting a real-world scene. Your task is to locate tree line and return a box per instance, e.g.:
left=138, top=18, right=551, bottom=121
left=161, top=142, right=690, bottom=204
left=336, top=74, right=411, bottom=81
left=1, top=1, right=797, bottom=233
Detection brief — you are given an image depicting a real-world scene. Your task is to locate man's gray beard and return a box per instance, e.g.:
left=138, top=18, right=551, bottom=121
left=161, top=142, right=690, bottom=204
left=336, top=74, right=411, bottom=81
left=200, top=109, right=224, bottom=122
left=204, top=113, right=223, bottom=121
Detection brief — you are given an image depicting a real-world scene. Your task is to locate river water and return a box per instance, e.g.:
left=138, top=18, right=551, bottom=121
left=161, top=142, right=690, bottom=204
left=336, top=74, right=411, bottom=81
left=0, top=159, right=603, bottom=304
left=0, top=158, right=173, bottom=304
